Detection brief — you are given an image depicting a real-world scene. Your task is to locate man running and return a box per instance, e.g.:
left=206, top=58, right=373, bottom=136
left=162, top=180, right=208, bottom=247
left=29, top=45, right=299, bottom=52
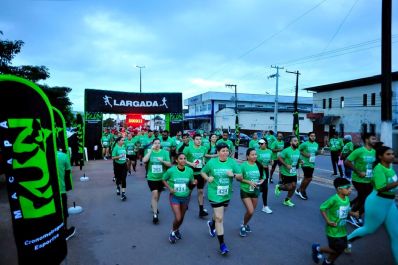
left=216, top=131, right=235, bottom=158
left=329, top=132, right=344, bottom=177
left=270, top=132, right=285, bottom=184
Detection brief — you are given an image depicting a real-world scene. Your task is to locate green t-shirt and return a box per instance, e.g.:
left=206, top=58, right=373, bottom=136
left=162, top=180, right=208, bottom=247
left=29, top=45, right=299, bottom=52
left=201, top=157, right=241, bottom=203
left=347, top=147, right=376, bottom=183
left=279, top=146, right=300, bottom=177
left=172, top=136, right=182, bottom=147
left=341, top=142, right=354, bottom=157
left=265, top=134, right=277, bottom=147
left=299, top=141, right=319, bottom=168
left=329, top=138, right=344, bottom=152
left=183, top=145, right=207, bottom=174
left=270, top=140, right=285, bottom=160
left=112, top=144, right=127, bottom=164
left=205, top=143, right=217, bottom=163
left=201, top=137, right=210, bottom=147
left=249, top=139, right=260, bottom=150
left=124, top=138, right=137, bottom=155
left=216, top=139, right=235, bottom=155
left=257, top=148, right=272, bottom=167
left=163, top=166, right=194, bottom=197
left=320, top=194, right=351, bottom=238
left=57, top=151, right=71, bottom=194
left=372, top=163, right=398, bottom=196
left=240, top=162, right=261, bottom=194
left=101, top=134, right=111, bottom=147
left=147, top=149, right=171, bottom=181
left=160, top=137, right=176, bottom=152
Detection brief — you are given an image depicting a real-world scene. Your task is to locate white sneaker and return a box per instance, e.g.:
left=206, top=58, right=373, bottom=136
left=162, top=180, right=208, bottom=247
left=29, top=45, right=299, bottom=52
left=262, top=206, right=273, bottom=214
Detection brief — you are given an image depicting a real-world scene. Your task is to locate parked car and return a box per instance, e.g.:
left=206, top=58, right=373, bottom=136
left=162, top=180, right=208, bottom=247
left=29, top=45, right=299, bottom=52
left=283, top=134, right=309, bottom=148
left=229, top=132, right=251, bottom=147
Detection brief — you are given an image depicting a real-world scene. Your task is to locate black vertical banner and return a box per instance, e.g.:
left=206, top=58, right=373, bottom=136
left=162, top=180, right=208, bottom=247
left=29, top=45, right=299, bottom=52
left=53, top=107, right=73, bottom=191
left=0, top=75, right=67, bottom=265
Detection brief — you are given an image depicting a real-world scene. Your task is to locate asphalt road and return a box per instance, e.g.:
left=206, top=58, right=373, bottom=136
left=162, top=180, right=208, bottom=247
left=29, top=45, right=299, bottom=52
left=1, top=157, right=396, bottom=265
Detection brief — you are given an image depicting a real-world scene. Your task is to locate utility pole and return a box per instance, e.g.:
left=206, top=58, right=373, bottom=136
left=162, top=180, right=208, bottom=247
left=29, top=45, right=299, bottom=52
left=286, top=70, right=301, bottom=140
left=268, top=65, right=284, bottom=133
left=381, top=0, right=392, bottom=146
left=136, top=65, right=145, bottom=93
left=225, top=84, right=239, bottom=158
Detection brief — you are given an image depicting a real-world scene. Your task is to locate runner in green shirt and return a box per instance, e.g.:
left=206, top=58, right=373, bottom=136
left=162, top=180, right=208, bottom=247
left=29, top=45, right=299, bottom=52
left=101, top=129, right=112, bottom=160
left=341, top=135, right=354, bottom=179
left=183, top=134, right=209, bottom=217
left=256, top=138, right=273, bottom=214
left=201, top=131, right=210, bottom=147
left=124, top=132, right=138, bottom=174
left=216, top=131, right=235, bottom=158
left=345, top=133, right=377, bottom=227
left=265, top=130, right=277, bottom=148
left=270, top=132, right=285, bottom=183
left=312, top=177, right=359, bottom=265
left=160, top=130, right=176, bottom=156
left=347, top=146, right=398, bottom=264
left=275, top=136, right=301, bottom=207
left=237, top=148, right=265, bottom=237
left=204, top=133, right=219, bottom=163
left=329, top=132, right=344, bottom=177
left=176, top=133, right=191, bottom=154
left=296, top=132, right=322, bottom=200
left=143, top=138, right=172, bottom=224
left=248, top=132, right=260, bottom=150
left=201, top=143, right=242, bottom=255
left=163, top=153, right=197, bottom=244
left=112, top=137, right=128, bottom=201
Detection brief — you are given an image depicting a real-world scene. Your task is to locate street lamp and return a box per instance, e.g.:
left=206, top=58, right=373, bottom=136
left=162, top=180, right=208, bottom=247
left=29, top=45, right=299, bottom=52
left=136, top=65, right=145, bottom=93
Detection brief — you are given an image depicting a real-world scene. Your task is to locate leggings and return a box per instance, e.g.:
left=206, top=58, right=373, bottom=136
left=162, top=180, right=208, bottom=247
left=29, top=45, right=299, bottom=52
left=330, top=151, right=343, bottom=176
left=348, top=191, right=398, bottom=265
left=261, top=168, right=270, bottom=206
left=351, top=181, right=373, bottom=216
left=114, top=162, right=127, bottom=188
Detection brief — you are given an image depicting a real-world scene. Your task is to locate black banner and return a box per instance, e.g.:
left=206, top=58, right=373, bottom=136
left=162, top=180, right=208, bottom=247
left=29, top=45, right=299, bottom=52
left=0, top=75, right=67, bottom=264
left=85, top=89, right=182, bottom=114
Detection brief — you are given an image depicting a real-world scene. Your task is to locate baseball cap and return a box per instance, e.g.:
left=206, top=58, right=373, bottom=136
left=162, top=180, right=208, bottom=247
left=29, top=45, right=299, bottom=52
left=259, top=139, right=266, bottom=144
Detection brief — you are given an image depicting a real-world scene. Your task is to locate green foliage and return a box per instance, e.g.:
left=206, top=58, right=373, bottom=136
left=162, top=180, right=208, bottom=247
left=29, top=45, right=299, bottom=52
left=40, top=85, right=74, bottom=126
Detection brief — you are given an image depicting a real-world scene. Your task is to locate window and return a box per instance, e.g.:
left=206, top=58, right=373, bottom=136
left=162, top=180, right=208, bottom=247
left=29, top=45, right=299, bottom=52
left=208, top=104, right=211, bottom=110
left=371, top=93, right=376, bottom=106
left=363, top=94, right=368, bottom=106
left=339, top=123, right=345, bottom=136
left=237, top=104, right=245, bottom=108
left=328, top=98, right=332, bottom=109
left=323, top=99, right=326, bottom=109
left=340, top=97, right=344, bottom=108
left=255, top=104, right=264, bottom=108
left=299, top=117, right=304, bottom=120
left=370, top=124, right=376, bottom=134
left=361, top=123, right=368, bottom=134
left=270, top=116, right=274, bottom=120
left=218, top=104, right=226, bottom=110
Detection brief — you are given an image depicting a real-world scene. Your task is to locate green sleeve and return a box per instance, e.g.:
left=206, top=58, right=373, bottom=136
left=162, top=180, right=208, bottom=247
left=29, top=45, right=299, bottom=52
left=183, top=146, right=189, bottom=156
left=233, top=160, right=242, bottom=174
left=373, top=165, right=387, bottom=191
left=299, top=142, right=306, bottom=152
left=347, top=148, right=359, bottom=162
left=201, top=161, right=210, bottom=174
left=320, top=196, right=334, bottom=211
left=162, top=168, right=171, bottom=181
left=112, top=146, right=118, bottom=157
left=163, top=151, right=171, bottom=162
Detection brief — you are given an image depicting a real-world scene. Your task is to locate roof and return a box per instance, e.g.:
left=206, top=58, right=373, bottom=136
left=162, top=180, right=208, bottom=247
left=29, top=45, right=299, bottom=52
left=304, top=71, right=398, bottom=93
left=216, top=107, right=311, bottom=114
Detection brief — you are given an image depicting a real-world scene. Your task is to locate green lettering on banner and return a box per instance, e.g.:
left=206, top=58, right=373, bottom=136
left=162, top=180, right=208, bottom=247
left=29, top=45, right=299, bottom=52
left=85, top=112, right=102, bottom=122
left=8, top=118, right=56, bottom=218
left=170, top=113, right=183, bottom=122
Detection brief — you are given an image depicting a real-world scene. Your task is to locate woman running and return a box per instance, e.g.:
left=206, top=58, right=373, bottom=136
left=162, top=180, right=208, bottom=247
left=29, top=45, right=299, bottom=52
left=205, top=133, right=219, bottom=162
left=143, top=138, right=171, bottom=224
left=163, top=153, right=197, bottom=244
left=201, top=143, right=241, bottom=255
left=237, top=148, right=264, bottom=237
left=256, top=139, right=273, bottom=214
left=347, top=146, right=398, bottom=264
left=112, top=136, right=128, bottom=201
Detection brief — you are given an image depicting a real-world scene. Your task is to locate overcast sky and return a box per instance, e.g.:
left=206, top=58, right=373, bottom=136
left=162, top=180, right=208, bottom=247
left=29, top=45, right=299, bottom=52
left=1, top=0, right=397, bottom=111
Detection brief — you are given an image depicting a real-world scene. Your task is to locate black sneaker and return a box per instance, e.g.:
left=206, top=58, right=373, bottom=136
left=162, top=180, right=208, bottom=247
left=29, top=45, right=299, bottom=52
left=301, top=190, right=308, bottom=200
left=65, top=226, right=76, bottom=241
left=153, top=214, right=159, bottom=224
left=121, top=194, right=127, bottom=201
left=113, top=177, right=116, bottom=182
left=116, top=186, right=120, bottom=196
left=269, top=178, right=274, bottom=184
left=199, top=209, right=209, bottom=217
left=174, top=230, right=182, bottom=240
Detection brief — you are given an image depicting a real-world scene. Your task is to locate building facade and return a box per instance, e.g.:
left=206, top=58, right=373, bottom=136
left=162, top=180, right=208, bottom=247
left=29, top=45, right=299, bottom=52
left=184, top=92, right=313, bottom=134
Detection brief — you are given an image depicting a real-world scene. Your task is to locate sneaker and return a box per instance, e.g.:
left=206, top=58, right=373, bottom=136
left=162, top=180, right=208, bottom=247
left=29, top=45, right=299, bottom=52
left=261, top=206, right=273, bottom=214
left=301, top=190, right=309, bottom=200
left=207, top=220, right=216, bottom=237
left=347, top=216, right=360, bottom=228
left=311, top=243, right=322, bottom=263
left=269, top=178, right=274, bottom=184
left=356, top=218, right=364, bottom=227
left=199, top=209, right=209, bottom=217
left=169, top=231, right=177, bottom=244
left=245, top=224, right=251, bottom=233
left=174, top=230, right=182, bottom=240
left=128, top=170, right=131, bottom=175
left=295, top=189, right=301, bottom=196
left=322, top=258, right=334, bottom=265
left=65, top=226, right=76, bottom=241
left=344, top=243, right=352, bottom=254
left=239, top=225, right=247, bottom=237
left=283, top=199, right=295, bottom=207
left=153, top=214, right=159, bottom=224
left=104, top=157, right=107, bottom=160
left=274, top=184, right=281, bottom=197
left=121, top=194, right=127, bottom=201
left=220, top=243, right=229, bottom=255
left=113, top=177, right=116, bottom=182
left=296, top=190, right=307, bottom=200
left=116, top=187, right=120, bottom=196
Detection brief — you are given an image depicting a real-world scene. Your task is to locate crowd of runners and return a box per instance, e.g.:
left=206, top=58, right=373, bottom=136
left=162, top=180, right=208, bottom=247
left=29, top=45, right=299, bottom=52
left=98, top=127, right=397, bottom=264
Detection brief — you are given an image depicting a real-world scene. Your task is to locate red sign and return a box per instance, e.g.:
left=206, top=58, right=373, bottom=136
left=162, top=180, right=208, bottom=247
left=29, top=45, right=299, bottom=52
left=126, top=114, right=144, bottom=126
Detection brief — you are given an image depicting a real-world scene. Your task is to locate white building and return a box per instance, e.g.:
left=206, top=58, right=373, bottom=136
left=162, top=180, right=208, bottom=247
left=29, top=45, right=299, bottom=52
left=304, top=72, right=398, bottom=150
left=184, top=92, right=313, bottom=134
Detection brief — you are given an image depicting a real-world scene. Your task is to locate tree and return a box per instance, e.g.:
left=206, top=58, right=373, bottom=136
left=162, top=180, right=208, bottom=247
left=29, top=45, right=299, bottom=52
left=40, top=85, right=74, bottom=126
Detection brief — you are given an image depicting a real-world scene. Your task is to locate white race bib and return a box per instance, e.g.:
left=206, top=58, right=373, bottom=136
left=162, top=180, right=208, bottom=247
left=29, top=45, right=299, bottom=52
left=217, top=185, right=229, bottom=196
left=309, top=154, right=316, bottom=163
left=392, top=175, right=398, bottom=182
left=365, top=169, right=373, bottom=178
left=174, top=183, right=187, bottom=193
left=152, top=164, right=163, bottom=174
left=338, top=206, right=349, bottom=219
left=119, top=153, right=126, bottom=161
left=194, top=159, right=203, bottom=168
left=127, top=150, right=134, bottom=155
left=103, top=141, right=108, bottom=146
left=290, top=167, right=297, bottom=174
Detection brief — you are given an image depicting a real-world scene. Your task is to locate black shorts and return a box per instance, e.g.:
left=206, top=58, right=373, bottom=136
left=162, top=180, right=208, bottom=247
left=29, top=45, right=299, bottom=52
left=209, top=200, right=230, bottom=208
left=147, top=180, right=164, bottom=192
left=327, top=236, right=347, bottom=254
left=194, top=174, right=205, bottom=189
left=281, top=174, right=297, bottom=184
left=302, top=167, right=314, bottom=178
left=240, top=189, right=259, bottom=199
left=126, top=154, right=137, bottom=161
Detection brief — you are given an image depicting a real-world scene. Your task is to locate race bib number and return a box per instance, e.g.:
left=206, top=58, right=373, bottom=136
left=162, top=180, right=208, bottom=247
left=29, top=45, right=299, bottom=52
left=392, top=175, right=398, bottom=182
left=338, top=206, right=349, bottom=219
left=127, top=150, right=134, bottom=155
left=103, top=141, right=108, bottom=146
left=365, top=169, right=373, bottom=178
left=290, top=167, right=297, bottom=174
left=217, top=185, right=229, bottom=196
left=174, top=183, right=187, bottom=193
left=119, top=153, right=126, bottom=161
left=248, top=179, right=258, bottom=192
left=309, top=155, right=316, bottom=163
left=152, top=164, right=163, bottom=174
